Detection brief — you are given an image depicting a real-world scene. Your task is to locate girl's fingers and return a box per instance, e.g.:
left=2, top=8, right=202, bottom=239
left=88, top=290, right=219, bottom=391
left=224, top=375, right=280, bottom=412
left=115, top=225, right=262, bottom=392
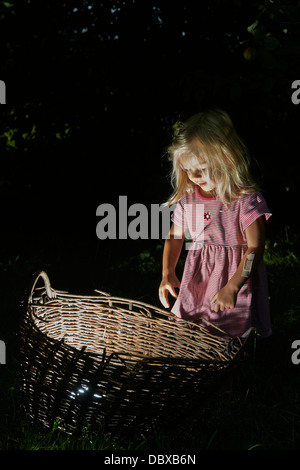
left=166, top=284, right=178, bottom=299
left=159, top=283, right=179, bottom=309
left=211, top=294, right=221, bottom=312
left=159, top=286, right=171, bottom=308
left=160, top=296, right=169, bottom=309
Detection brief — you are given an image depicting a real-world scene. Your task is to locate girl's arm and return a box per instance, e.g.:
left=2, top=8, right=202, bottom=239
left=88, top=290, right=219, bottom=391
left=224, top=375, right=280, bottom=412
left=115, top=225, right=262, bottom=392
left=211, top=216, right=266, bottom=312
left=159, top=222, right=185, bottom=308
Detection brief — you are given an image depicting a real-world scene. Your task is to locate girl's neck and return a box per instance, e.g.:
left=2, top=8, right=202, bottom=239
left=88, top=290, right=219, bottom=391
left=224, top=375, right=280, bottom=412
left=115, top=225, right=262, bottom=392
left=195, top=185, right=217, bottom=200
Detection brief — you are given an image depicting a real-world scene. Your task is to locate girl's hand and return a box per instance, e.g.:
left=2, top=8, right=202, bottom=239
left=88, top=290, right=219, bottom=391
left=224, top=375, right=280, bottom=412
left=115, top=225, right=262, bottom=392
left=159, top=274, right=181, bottom=309
left=211, top=284, right=238, bottom=313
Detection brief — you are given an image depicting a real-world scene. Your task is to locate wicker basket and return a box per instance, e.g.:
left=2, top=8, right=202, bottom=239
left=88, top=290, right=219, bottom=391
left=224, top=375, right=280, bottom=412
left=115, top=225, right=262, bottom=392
left=20, top=270, right=256, bottom=436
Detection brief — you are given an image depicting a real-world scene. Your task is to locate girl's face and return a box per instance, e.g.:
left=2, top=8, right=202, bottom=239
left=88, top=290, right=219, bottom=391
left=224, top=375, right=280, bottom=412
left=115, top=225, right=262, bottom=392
left=179, top=154, right=216, bottom=196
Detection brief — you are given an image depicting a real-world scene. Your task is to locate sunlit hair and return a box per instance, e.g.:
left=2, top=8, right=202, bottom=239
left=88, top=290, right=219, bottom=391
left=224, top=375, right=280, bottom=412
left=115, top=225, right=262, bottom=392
left=166, top=108, right=258, bottom=206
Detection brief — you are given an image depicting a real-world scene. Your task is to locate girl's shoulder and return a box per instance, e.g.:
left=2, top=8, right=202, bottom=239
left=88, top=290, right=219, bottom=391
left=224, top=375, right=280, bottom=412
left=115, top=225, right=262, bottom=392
left=176, top=188, right=198, bottom=205
left=238, top=190, right=266, bottom=206
left=236, top=190, right=272, bottom=228
left=229, top=190, right=269, bottom=214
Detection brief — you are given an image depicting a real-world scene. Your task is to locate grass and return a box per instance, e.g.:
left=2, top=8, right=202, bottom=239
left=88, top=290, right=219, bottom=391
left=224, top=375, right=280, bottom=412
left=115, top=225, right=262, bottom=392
left=0, top=226, right=300, bottom=450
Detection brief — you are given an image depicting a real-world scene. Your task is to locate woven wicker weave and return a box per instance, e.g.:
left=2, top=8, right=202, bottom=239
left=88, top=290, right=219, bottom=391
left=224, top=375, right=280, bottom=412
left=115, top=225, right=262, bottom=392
left=20, top=270, right=256, bottom=436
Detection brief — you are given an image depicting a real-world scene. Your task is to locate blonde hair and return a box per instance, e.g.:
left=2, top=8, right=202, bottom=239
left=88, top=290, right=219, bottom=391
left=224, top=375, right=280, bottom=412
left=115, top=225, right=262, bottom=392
left=166, top=108, right=258, bottom=206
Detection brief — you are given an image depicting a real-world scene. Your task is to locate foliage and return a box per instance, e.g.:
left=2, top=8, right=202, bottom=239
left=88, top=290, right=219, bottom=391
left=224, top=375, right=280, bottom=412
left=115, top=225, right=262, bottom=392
left=0, top=1, right=300, bottom=221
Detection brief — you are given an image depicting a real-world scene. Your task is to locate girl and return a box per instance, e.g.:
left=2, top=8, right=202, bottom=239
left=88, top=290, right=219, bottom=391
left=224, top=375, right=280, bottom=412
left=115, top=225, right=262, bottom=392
left=159, top=108, right=272, bottom=338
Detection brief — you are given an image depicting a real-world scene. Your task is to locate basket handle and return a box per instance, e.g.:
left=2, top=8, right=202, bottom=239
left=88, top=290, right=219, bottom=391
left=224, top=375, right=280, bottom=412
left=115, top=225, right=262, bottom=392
left=28, top=270, right=56, bottom=304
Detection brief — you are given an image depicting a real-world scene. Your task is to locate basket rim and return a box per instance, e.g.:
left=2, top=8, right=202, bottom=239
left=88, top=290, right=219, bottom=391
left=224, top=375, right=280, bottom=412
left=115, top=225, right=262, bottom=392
left=27, top=270, right=234, bottom=336
left=24, top=270, right=256, bottom=365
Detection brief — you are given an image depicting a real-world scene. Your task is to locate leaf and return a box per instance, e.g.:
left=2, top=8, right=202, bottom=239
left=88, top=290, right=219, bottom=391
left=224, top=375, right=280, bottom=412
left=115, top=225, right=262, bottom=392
left=247, top=19, right=259, bottom=34
left=264, top=34, right=280, bottom=51
left=248, top=443, right=263, bottom=450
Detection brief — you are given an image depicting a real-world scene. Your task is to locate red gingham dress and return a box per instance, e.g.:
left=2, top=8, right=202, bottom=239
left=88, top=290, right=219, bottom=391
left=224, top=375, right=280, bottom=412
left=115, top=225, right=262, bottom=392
left=171, top=187, right=272, bottom=338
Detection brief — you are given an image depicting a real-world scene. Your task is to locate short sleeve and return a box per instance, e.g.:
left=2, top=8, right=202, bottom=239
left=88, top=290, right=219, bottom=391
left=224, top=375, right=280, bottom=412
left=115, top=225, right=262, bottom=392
left=171, top=199, right=188, bottom=229
left=240, top=192, right=272, bottom=232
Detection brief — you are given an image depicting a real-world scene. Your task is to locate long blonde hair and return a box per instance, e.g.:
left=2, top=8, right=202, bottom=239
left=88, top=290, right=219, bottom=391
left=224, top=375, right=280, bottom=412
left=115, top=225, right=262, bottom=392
left=166, top=108, right=258, bottom=206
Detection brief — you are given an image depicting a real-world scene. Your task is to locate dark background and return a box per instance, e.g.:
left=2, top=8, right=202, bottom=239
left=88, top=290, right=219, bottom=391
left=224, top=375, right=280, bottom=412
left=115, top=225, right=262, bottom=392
left=1, top=0, right=300, bottom=304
